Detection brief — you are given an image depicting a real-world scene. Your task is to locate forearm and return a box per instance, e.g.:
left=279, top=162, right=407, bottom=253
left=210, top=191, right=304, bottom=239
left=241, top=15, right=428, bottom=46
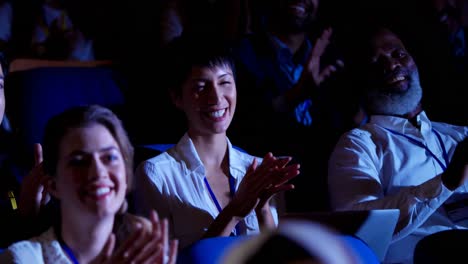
left=204, top=204, right=242, bottom=238
left=282, top=75, right=315, bottom=108
left=255, top=205, right=276, bottom=232
left=343, top=176, right=452, bottom=241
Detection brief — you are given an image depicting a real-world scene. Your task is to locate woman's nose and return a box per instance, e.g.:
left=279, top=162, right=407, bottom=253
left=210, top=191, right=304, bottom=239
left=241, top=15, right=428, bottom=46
left=89, top=158, right=108, bottom=179
left=206, top=85, right=221, bottom=104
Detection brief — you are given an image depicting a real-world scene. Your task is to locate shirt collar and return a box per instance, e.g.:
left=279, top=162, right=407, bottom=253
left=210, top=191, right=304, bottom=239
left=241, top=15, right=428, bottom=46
left=174, top=133, right=204, bottom=173
left=270, top=35, right=290, bottom=53
left=269, top=34, right=312, bottom=64
left=226, top=140, right=244, bottom=182
left=369, top=111, right=432, bottom=133
left=174, top=133, right=242, bottom=181
left=42, top=5, right=65, bottom=27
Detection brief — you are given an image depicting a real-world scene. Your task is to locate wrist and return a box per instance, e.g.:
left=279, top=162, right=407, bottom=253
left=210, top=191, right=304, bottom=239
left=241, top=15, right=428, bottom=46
left=441, top=171, right=458, bottom=191
left=255, top=203, right=270, bottom=215
left=224, top=202, right=246, bottom=221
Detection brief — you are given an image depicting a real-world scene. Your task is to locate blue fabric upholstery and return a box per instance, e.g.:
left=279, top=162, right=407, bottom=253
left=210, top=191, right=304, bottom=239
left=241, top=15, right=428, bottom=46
left=175, top=234, right=379, bottom=264
left=5, top=66, right=127, bottom=160
left=177, top=236, right=250, bottom=264
left=342, top=235, right=380, bottom=264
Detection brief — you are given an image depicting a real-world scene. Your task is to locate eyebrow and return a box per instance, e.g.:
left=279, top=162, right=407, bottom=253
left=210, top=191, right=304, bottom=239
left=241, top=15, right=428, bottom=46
left=378, top=43, right=406, bottom=51
left=219, top=73, right=233, bottom=78
left=66, top=146, right=119, bottom=157
left=192, top=72, right=233, bottom=81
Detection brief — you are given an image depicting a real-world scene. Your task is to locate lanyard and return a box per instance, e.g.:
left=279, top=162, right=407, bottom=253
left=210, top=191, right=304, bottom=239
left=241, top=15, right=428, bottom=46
left=59, top=237, right=79, bottom=264
left=204, top=175, right=241, bottom=235
left=383, top=127, right=449, bottom=171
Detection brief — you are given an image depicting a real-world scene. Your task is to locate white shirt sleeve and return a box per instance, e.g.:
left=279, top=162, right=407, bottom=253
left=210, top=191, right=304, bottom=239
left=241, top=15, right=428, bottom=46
left=328, top=129, right=453, bottom=241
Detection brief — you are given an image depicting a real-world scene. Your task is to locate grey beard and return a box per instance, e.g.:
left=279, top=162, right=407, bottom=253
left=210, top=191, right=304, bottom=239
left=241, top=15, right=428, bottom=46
left=366, top=73, right=423, bottom=116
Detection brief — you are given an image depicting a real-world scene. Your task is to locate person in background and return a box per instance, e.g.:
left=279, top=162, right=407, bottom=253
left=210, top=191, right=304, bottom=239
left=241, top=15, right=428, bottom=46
left=158, top=0, right=251, bottom=48
left=9, top=0, right=124, bottom=61
left=231, top=0, right=349, bottom=212
left=328, top=26, right=468, bottom=264
left=0, top=105, right=178, bottom=263
left=0, top=54, right=48, bottom=248
left=133, top=33, right=300, bottom=249
left=0, top=51, right=18, bottom=248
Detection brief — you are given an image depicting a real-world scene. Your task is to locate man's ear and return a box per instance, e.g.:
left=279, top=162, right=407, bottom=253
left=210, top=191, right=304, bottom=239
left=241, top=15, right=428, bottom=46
left=45, top=175, right=59, bottom=199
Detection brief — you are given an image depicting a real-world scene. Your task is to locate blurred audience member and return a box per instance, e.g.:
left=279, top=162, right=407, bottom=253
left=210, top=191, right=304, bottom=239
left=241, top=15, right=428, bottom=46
left=231, top=0, right=348, bottom=212
left=158, top=0, right=251, bottom=48
left=222, top=220, right=360, bottom=264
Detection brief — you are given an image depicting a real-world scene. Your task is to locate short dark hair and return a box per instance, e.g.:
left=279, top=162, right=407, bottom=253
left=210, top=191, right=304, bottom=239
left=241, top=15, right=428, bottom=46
left=42, top=105, right=134, bottom=191
left=163, top=33, right=236, bottom=97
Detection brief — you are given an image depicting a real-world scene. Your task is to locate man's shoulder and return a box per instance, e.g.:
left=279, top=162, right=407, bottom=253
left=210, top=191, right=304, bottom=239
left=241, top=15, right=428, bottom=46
left=234, top=32, right=274, bottom=56
left=343, top=126, right=375, bottom=139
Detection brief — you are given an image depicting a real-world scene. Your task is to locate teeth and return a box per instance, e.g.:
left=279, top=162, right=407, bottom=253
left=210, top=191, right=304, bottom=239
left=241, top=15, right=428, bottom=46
left=209, top=109, right=225, bottom=118
left=290, top=5, right=306, bottom=12
left=95, top=187, right=111, bottom=196
left=390, top=76, right=405, bottom=83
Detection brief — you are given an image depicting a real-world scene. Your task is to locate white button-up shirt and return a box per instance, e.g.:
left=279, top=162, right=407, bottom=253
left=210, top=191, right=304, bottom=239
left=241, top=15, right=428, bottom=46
left=328, top=111, right=468, bottom=264
left=134, top=133, right=278, bottom=249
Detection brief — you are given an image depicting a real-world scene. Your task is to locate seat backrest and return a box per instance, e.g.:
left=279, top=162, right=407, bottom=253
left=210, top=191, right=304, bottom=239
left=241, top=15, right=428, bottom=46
left=9, top=58, right=113, bottom=72
left=5, top=65, right=127, bottom=165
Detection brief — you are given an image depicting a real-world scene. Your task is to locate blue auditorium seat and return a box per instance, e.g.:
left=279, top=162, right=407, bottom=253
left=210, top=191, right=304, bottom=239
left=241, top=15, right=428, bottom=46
left=177, top=236, right=250, bottom=264
left=5, top=65, right=128, bottom=169
left=176, top=232, right=379, bottom=264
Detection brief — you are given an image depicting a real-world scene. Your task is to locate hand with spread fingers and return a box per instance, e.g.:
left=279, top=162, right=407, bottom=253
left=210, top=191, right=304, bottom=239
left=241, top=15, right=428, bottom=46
left=93, top=210, right=178, bottom=264
left=305, top=27, right=344, bottom=87
left=229, top=152, right=300, bottom=218
left=18, top=143, right=51, bottom=218
left=254, top=155, right=300, bottom=230
left=256, top=156, right=299, bottom=210
left=205, top=152, right=300, bottom=237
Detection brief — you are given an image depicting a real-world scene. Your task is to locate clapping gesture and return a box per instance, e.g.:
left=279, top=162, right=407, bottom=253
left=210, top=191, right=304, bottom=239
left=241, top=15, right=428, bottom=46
left=229, top=152, right=300, bottom=218
left=205, top=153, right=300, bottom=237
left=304, top=27, right=344, bottom=87
left=93, top=210, right=178, bottom=264
left=19, top=143, right=50, bottom=217
left=286, top=27, right=344, bottom=105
